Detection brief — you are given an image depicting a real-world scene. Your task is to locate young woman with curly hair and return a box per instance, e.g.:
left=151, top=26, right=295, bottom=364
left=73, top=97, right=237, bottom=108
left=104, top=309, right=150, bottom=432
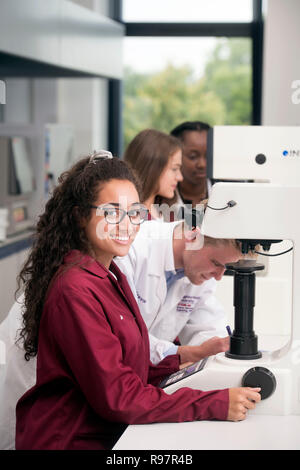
left=15, top=153, right=261, bottom=450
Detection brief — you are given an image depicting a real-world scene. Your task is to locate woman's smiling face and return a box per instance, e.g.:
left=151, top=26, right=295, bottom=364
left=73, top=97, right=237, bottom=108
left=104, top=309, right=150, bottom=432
left=83, top=179, right=141, bottom=268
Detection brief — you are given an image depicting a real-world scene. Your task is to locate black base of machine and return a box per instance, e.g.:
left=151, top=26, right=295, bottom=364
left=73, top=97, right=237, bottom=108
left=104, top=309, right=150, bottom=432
left=225, top=333, right=262, bottom=360
left=226, top=351, right=262, bottom=360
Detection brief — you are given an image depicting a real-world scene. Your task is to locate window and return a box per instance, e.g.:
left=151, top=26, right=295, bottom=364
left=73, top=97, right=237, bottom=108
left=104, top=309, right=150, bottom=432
left=108, top=1, right=263, bottom=155
left=123, top=36, right=252, bottom=147
left=123, top=0, right=253, bottom=23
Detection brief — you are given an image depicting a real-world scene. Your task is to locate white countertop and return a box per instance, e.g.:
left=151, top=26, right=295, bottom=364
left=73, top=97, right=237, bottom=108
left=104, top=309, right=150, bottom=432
left=114, top=415, right=300, bottom=450
left=114, top=335, right=300, bottom=450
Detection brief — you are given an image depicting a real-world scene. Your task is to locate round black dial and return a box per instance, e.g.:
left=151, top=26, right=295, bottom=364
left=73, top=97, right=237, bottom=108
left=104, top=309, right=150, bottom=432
left=242, top=367, right=276, bottom=400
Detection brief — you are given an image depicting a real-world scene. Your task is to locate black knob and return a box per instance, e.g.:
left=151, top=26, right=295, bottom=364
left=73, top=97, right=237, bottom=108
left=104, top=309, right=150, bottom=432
left=242, top=367, right=276, bottom=400
left=255, top=153, right=266, bottom=165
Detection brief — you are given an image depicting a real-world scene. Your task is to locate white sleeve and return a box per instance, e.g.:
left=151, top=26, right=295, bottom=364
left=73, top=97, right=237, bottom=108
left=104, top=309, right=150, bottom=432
left=178, top=279, right=228, bottom=346
left=148, top=333, right=178, bottom=364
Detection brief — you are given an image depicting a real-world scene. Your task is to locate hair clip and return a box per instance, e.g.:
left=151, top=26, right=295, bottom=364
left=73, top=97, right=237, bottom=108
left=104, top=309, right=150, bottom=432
left=89, top=150, right=113, bottom=164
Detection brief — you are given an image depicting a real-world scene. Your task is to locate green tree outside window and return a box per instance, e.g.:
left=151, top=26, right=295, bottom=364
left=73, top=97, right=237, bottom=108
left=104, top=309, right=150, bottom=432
left=123, top=38, right=251, bottom=148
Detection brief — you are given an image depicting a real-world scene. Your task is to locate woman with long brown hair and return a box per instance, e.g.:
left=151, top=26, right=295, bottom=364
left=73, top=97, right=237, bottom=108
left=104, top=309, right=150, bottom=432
left=123, top=128, right=183, bottom=219
left=15, top=152, right=261, bottom=450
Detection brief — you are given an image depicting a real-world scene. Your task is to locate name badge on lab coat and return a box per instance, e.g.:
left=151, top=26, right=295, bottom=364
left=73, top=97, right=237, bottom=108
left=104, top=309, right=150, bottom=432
left=176, top=295, right=200, bottom=314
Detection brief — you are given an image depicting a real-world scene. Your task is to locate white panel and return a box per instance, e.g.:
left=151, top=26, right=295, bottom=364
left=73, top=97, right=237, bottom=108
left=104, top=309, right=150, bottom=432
left=57, top=78, right=95, bottom=156
left=0, top=0, right=124, bottom=78
left=262, top=0, right=300, bottom=125
left=60, top=1, right=123, bottom=77
left=3, top=80, right=32, bottom=124
left=0, top=0, right=60, bottom=65
left=202, top=183, right=300, bottom=344
left=92, top=79, right=108, bottom=151
left=211, top=126, right=300, bottom=184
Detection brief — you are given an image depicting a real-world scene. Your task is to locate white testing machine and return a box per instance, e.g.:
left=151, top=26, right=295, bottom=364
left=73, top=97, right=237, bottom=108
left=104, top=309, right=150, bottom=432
left=160, top=126, right=300, bottom=416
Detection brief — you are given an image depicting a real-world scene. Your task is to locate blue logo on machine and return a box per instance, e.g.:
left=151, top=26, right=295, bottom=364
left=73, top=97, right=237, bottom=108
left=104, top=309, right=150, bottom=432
left=282, top=149, right=300, bottom=157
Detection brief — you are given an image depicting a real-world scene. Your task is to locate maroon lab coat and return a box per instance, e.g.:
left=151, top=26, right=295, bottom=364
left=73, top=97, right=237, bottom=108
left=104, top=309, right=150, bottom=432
left=16, top=250, right=229, bottom=450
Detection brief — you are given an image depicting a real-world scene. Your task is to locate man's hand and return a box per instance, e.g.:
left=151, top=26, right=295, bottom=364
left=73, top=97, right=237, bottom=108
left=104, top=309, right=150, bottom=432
left=177, top=336, right=229, bottom=363
left=179, top=361, right=194, bottom=370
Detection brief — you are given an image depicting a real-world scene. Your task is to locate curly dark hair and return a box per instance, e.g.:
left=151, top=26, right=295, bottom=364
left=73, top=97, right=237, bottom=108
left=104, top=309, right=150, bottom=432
left=16, top=155, right=140, bottom=361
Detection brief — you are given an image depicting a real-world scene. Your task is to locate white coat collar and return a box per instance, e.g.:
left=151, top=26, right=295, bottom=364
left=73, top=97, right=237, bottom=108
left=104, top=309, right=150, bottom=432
left=137, top=220, right=181, bottom=277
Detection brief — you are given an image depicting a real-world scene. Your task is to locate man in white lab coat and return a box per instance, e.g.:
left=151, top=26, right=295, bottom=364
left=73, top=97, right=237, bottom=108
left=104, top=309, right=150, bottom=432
left=115, top=219, right=242, bottom=365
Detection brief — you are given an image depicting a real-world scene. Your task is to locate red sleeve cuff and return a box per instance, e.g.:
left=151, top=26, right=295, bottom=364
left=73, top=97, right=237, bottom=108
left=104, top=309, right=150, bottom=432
left=147, top=354, right=180, bottom=386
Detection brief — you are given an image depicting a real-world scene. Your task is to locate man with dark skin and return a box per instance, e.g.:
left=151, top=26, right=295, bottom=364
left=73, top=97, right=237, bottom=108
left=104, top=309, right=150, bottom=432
left=170, top=121, right=211, bottom=207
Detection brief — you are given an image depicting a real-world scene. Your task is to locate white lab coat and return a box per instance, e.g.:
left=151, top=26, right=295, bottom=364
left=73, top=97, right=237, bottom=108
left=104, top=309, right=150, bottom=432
left=0, top=297, right=36, bottom=449
left=115, top=219, right=227, bottom=364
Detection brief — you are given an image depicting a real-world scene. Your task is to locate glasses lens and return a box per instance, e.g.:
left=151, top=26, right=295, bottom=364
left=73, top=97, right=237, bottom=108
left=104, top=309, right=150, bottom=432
left=128, top=207, right=148, bottom=225
left=96, top=205, right=148, bottom=224
left=104, top=207, right=121, bottom=223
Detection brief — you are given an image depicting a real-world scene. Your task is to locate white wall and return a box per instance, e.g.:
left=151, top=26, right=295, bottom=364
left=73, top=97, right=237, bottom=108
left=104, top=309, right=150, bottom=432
left=262, top=0, right=300, bottom=125
left=56, top=0, right=110, bottom=158
left=57, top=78, right=108, bottom=158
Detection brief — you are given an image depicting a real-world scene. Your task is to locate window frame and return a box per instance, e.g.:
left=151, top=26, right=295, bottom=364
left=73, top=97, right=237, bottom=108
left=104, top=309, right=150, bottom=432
left=108, top=0, right=263, bottom=156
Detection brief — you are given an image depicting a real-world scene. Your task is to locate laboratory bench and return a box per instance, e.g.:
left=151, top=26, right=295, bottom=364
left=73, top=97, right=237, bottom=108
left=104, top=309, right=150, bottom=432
left=113, top=415, right=300, bottom=450
left=114, top=335, right=300, bottom=451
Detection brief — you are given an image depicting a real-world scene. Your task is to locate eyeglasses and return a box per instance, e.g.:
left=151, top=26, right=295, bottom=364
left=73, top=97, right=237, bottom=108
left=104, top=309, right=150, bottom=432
left=89, top=204, right=149, bottom=225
